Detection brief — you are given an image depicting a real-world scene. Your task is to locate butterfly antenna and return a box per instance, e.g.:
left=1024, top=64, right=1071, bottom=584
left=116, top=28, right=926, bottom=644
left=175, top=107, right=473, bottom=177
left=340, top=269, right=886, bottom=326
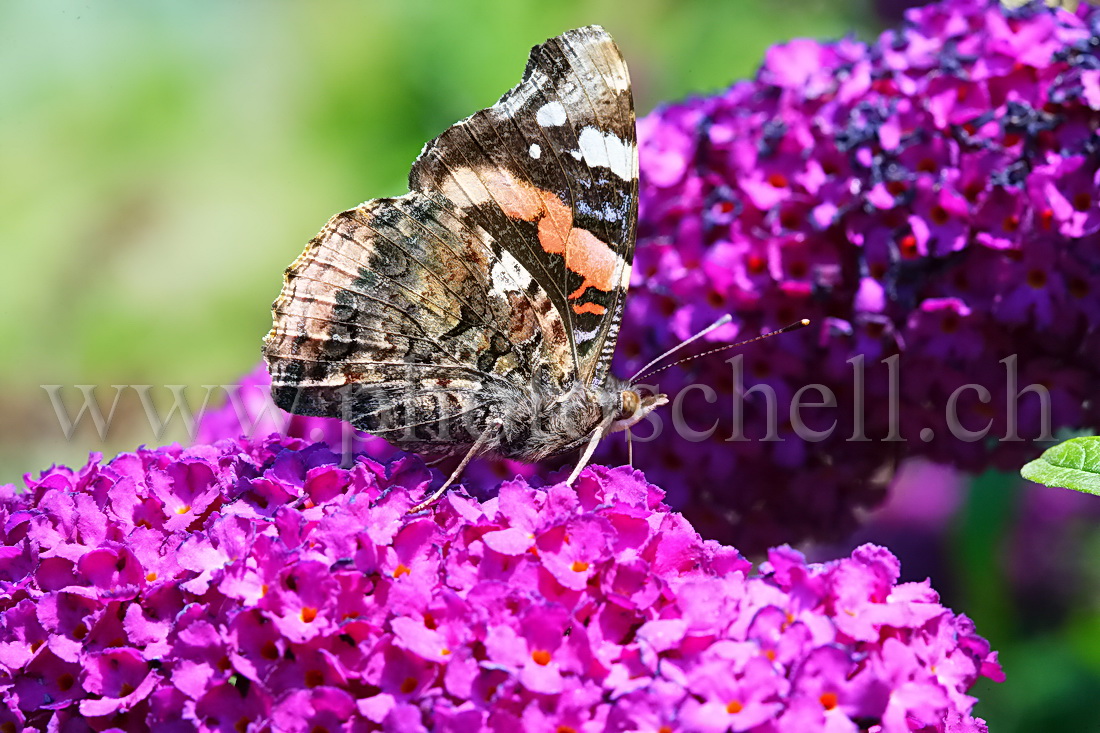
left=630, top=318, right=810, bottom=385
left=627, top=314, right=734, bottom=384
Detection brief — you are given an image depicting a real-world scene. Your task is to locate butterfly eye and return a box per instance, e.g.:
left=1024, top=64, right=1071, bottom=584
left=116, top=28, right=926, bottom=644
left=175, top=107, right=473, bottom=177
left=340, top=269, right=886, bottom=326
left=619, top=390, right=640, bottom=419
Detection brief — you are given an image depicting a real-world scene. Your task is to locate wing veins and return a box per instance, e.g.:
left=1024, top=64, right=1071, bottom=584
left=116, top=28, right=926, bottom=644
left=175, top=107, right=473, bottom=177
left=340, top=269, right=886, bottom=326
left=333, top=219, right=493, bottom=327
left=270, top=306, right=467, bottom=366
left=282, top=271, right=472, bottom=370
left=270, top=357, right=512, bottom=389
left=339, top=210, right=544, bottom=372
left=449, top=123, right=583, bottom=376
left=343, top=200, right=498, bottom=315
left=380, top=197, right=556, bottom=344
left=349, top=387, right=483, bottom=421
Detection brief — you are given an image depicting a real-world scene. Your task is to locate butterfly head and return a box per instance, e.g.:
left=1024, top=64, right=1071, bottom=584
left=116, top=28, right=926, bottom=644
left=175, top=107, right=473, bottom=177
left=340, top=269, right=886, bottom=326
left=607, top=385, right=668, bottom=435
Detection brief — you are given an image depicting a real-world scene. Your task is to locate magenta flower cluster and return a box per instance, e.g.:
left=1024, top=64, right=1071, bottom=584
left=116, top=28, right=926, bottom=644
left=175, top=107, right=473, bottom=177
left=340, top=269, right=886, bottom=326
left=0, top=437, right=1001, bottom=731
left=591, top=0, right=1100, bottom=550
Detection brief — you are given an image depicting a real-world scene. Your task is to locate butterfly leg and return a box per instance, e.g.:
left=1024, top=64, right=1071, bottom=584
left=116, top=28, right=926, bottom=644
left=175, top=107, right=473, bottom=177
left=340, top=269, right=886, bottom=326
left=408, top=418, right=503, bottom=513
left=626, top=427, right=634, bottom=467
left=565, top=428, right=604, bottom=485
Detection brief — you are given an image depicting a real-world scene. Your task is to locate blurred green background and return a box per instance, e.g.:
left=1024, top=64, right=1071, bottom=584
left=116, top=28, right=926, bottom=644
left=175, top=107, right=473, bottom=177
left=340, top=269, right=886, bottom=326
left=2, top=1, right=1097, bottom=730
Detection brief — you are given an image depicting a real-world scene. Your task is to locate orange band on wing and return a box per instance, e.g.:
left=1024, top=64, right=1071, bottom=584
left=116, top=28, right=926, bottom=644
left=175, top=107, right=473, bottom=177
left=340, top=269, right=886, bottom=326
left=473, top=167, right=618, bottom=305
left=572, top=302, right=607, bottom=316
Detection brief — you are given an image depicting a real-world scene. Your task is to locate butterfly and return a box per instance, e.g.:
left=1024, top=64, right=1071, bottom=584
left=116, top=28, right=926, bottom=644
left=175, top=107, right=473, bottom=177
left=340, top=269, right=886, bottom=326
left=262, top=26, right=667, bottom=509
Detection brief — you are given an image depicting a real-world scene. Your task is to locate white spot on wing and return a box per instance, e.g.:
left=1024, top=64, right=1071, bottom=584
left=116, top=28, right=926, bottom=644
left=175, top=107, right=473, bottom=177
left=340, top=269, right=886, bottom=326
left=577, top=127, right=634, bottom=181
left=536, top=101, right=567, bottom=127
left=490, top=247, right=533, bottom=298
left=529, top=143, right=541, bottom=159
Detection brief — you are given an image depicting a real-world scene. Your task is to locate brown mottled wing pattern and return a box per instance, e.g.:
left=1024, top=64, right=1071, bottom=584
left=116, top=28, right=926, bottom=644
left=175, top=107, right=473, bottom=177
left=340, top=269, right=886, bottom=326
left=409, top=25, right=637, bottom=388
left=263, top=26, right=636, bottom=454
left=263, top=193, right=566, bottom=452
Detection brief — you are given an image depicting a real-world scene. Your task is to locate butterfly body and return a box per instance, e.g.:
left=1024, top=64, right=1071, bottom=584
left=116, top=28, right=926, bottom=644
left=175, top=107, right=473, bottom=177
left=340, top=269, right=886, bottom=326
left=487, top=376, right=666, bottom=463
left=264, top=26, right=656, bottom=484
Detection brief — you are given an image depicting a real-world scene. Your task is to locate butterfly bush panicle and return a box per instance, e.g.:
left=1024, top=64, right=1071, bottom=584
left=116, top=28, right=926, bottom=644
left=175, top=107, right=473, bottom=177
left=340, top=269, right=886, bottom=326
left=595, top=0, right=1100, bottom=550
left=0, top=439, right=1000, bottom=730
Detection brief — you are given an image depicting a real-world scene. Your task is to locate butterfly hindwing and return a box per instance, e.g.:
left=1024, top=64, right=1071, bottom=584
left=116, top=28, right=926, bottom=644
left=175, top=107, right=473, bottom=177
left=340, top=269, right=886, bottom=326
left=265, top=193, right=569, bottom=451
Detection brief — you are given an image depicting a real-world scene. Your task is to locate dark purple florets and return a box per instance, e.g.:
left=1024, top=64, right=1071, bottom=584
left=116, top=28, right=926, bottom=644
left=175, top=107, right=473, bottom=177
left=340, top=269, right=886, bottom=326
left=599, top=0, right=1100, bottom=550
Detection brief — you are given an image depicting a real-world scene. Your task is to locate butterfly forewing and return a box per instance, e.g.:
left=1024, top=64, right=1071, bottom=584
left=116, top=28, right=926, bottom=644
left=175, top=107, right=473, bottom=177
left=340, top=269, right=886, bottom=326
left=409, top=25, right=637, bottom=388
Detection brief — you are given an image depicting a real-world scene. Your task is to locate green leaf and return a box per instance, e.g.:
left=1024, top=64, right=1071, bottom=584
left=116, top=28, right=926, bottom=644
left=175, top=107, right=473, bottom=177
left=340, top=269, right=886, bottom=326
left=1021, top=437, right=1100, bottom=496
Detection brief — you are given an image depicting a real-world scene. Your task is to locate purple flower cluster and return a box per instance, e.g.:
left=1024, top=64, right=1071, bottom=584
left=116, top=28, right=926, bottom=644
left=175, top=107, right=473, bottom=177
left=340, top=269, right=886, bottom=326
left=596, top=0, right=1100, bottom=549
left=0, top=439, right=1001, bottom=731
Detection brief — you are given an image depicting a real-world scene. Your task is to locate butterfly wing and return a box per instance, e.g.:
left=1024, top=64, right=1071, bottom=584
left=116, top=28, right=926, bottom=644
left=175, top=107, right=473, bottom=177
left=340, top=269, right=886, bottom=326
left=264, top=26, right=637, bottom=455
left=408, top=25, right=638, bottom=388
left=264, top=193, right=569, bottom=452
